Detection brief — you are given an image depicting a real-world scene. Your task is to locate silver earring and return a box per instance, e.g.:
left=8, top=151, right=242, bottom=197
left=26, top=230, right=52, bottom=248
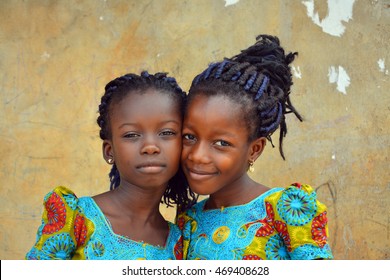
left=107, top=158, right=114, bottom=164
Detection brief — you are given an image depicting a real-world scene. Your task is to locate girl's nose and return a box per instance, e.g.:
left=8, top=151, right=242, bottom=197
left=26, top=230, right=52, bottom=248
left=141, top=144, right=160, bottom=154
left=140, top=136, right=160, bottom=154
left=187, top=142, right=211, bottom=164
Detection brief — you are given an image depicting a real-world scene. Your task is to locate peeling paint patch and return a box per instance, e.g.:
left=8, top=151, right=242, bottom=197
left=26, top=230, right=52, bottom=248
left=328, top=66, right=350, bottom=95
left=224, top=0, right=240, bottom=7
left=41, top=52, right=50, bottom=60
left=292, top=65, right=302, bottom=79
left=302, top=0, right=356, bottom=37
left=377, top=59, right=385, bottom=72
left=377, top=58, right=389, bottom=75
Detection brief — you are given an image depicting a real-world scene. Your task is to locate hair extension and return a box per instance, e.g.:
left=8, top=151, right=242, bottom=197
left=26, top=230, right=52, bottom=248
left=255, top=75, right=269, bottom=100
left=97, top=71, right=197, bottom=210
left=189, top=34, right=303, bottom=160
left=243, top=71, right=258, bottom=91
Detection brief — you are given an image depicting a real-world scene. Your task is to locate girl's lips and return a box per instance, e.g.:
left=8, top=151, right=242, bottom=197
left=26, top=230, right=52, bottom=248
left=137, top=166, right=165, bottom=174
left=186, top=168, right=217, bottom=181
left=137, top=162, right=166, bottom=174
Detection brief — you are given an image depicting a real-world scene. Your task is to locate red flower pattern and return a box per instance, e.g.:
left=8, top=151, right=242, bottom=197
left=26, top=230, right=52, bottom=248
left=255, top=202, right=275, bottom=237
left=311, top=211, right=328, bottom=248
left=243, top=254, right=262, bottom=260
left=265, top=202, right=275, bottom=222
left=174, top=236, right=183, bottom=260
left=255, top=222, right=274, bottom=237
left=74, top=214, right=88, bottom=246
left=42, top=192, right=67, bottom=234
left=291, top=182, right=302, bottom=189
left=176, top=216, right=185, bottom=230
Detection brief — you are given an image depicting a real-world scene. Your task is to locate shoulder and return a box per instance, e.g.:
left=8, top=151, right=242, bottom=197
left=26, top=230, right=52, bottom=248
left=26, top=186, right=94, bottom=259
left=265, top=183, right=320, bottom=204
left=44, top=186, right=94, bottom=210
left=43, top=186, right=79, bottom=207
left=264, top=183, right=333, bottom=259
left=39, top=186, right=91, bottom=234
left=265, top=182, right=327, bottom=226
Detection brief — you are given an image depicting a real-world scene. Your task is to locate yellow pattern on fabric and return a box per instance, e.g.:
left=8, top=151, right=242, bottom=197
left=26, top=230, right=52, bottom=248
left=263, top=184, right=328, bottom=252
left=212, top=226, right=230, bottom=244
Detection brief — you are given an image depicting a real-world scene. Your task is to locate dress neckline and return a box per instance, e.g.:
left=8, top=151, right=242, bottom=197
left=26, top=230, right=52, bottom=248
left=200, top=187, right=283, bottom=212
left=87, top=197, right=172, bottom=249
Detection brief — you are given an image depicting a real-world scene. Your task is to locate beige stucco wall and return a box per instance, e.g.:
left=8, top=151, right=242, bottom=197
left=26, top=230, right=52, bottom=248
left=0, top=0, right=389, bottom=259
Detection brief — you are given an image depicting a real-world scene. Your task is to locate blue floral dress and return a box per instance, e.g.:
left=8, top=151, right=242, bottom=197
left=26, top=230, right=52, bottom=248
left=26, top=186, right=183, bottom=260
left=178, top=183, right=333, bottom=260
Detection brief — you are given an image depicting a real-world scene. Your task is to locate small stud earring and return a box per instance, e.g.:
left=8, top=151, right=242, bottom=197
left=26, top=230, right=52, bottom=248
left=249, top=160, right=255, bottom=173
left=107, top=158, right=114, bottom=164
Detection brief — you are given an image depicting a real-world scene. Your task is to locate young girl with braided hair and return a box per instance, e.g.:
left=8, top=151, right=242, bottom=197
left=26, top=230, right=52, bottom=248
left=26, top=71, right=196, bottom=260
left=178, top=35, right=333, bottom=260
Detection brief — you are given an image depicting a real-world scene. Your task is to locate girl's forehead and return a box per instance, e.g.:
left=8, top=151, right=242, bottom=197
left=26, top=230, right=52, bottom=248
left=110, top=90, right=181, bottom=121
left=187, top=94, right=240, bottom=116
left=184, top=94, right=250, bottom=141
left=114, top=89, right=177, bottom=108
left=185, top=95, right=245, bottom=125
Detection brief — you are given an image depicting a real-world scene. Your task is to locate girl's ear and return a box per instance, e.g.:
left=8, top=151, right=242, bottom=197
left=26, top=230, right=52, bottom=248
left=102, top=140, right=114, bottom=164
left=248, top=137, right=267, bottom=162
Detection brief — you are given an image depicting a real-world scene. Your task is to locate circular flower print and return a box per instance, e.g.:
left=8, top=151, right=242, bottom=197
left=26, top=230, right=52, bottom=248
left=41, top=233, right=75, bottom=259
left=265, top=235, right=290, bottom=260
left=90, top=240, right=105, bottom=258
left=277, top=187, right=317, bottom=226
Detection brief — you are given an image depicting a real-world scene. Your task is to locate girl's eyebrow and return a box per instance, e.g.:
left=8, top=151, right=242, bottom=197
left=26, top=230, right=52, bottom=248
left=118, top=120, right=181, bottom=129
left=160, top=120, right=181, bottom=125
left=211, top=130, right=237, bottom=138
left=118, top=122, right=137, bottom=129
left=184, top=124, right=237, bottom=138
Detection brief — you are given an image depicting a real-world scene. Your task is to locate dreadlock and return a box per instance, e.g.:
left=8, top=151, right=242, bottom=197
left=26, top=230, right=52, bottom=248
left=188, top=34, right=303, bottom=160
left=97, top=71, right=197, bottom=211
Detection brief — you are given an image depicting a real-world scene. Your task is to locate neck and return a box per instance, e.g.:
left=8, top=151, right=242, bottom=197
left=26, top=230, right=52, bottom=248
left=109, top=183, right=166, bottom=223
left=206, top=174, right=264, bottom=209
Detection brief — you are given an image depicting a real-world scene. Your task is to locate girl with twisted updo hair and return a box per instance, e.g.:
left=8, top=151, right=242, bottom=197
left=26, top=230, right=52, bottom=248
left=27, top=71, right=196, bottom=260
left=178, top=35, right=333, bottom=260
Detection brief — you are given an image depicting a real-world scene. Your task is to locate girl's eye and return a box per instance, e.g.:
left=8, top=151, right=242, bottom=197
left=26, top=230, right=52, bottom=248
left=183, top=134, right=196, bottom=141
left=160, top=130, right=176, bottom=136
left=215, top=140, right=230, bottom=147
left=124, top=133, right=140, bottom=138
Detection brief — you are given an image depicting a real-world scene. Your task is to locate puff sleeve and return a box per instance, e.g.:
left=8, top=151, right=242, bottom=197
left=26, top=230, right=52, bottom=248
left=265, top=183, right=333, bottom=259
left=26, top=186, right=94, bottom=260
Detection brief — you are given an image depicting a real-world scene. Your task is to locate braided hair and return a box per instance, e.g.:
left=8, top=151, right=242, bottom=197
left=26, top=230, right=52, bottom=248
left=188, top=34, right=303, bottom=159
left=97, top=71, right=197, bottom=211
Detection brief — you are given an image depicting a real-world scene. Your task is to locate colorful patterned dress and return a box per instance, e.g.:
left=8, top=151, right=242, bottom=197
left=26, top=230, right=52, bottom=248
left=26, top=186, right=183, bottom=260
left=178, top=183, right=333, bottom=260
